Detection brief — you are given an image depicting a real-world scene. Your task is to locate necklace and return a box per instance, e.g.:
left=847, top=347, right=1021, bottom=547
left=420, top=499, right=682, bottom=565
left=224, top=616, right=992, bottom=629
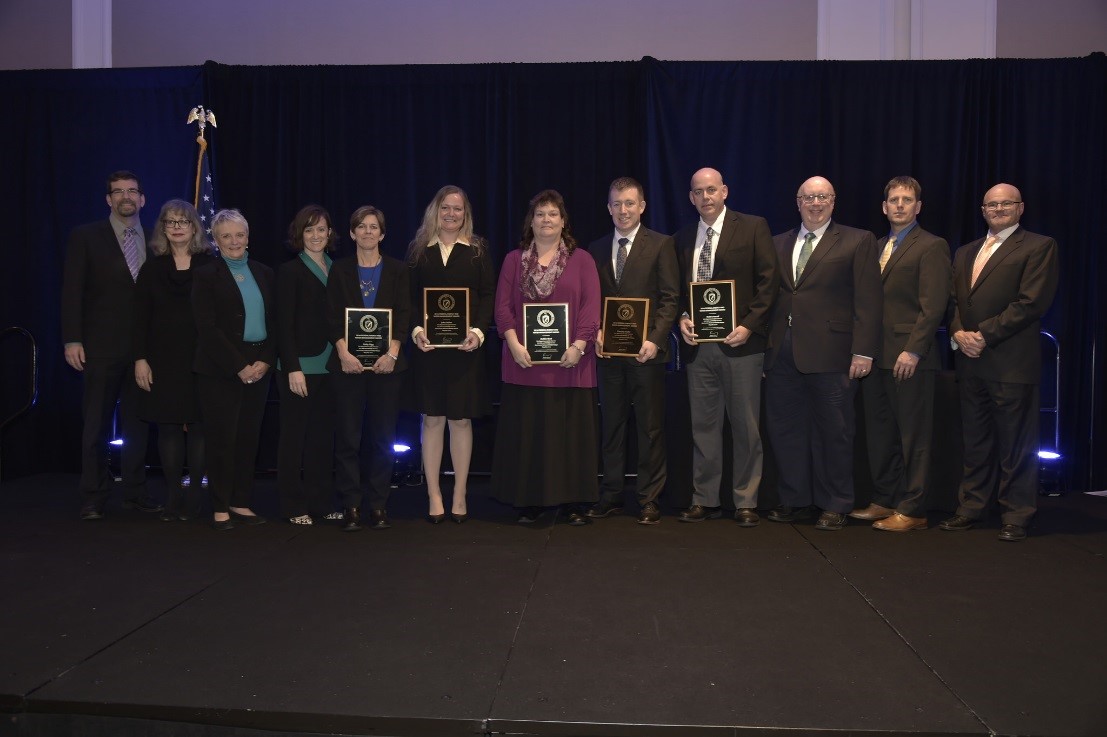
left=358, top=260, right=382, bottom=298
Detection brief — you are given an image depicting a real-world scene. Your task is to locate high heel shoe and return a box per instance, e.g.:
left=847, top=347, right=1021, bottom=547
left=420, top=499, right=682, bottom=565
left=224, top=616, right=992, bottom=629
left=451, top=512, right=468, bottom=524
left=427, top=513, right=445, bottom=524
left=229, top=509, right=267, bottom=526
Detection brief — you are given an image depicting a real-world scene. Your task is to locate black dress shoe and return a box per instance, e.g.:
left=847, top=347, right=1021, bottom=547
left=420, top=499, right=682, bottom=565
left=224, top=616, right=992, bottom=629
left=517, top=507, right=543, bottom=524
left=426, top=513, right=446, bottom=524
left=767, top=505, right=796, bottom=523
left=123, top=496, right=164, bottom=513
left=229, top=510, right=267, bottom=526
left=637, top=501, right=661, bottom=525
left=80, top=503, right=104, bottom=520
left=212, top=517, right=234, bottom=531
left=678, top=505, right=722, bottom=523
left=815, top=511, right=847, bottom=530
left=998, top=523, right=1027, bottom=542
left=342, top=507, right=362, bottom=532
left=370, top=509, right=391, bottom=529
left=451, top=513, right=468, bottom=524
left=586, top=500, right=624, bottom=518
left=939, top=514, right=976, bottom=531
left=734, top=508, right=760, bottom=527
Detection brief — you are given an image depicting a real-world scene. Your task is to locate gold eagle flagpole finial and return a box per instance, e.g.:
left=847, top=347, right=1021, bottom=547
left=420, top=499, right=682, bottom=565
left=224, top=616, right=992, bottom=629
left=187, top=106, right=217, bottom=208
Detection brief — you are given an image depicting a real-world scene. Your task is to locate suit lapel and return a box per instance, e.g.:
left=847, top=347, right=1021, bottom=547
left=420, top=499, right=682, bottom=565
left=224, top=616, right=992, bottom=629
left=972, top=228, right=1023, bottom=291
left=779, top=228, right=799, bottom=289
left=796, top=223, right=838, bottom=287
left=709, top=212, right=738, bottom=279
left=883, top=228, right=917, bottom=281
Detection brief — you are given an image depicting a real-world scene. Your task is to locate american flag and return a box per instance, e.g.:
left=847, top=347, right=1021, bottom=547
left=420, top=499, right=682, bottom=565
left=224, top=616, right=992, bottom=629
left=196, top=147, right=217, bottom=252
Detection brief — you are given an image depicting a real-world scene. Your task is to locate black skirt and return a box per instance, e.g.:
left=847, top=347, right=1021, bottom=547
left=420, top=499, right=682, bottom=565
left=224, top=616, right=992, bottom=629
left=406, top=343, right=491, bottom=419
left=490, top=384, right=599, bottom=507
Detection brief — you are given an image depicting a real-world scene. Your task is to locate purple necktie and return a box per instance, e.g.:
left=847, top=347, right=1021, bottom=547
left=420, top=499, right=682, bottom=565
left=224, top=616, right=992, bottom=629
left=122, top=227, right=141, bottom=281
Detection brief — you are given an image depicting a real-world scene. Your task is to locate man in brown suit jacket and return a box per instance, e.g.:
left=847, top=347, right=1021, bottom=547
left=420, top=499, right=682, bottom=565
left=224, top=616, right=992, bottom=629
left=941, top=183, right=1059, bottom=541
left=852, top=177, right=951, bottom=531
left=764, top=176, right=882, bottom=530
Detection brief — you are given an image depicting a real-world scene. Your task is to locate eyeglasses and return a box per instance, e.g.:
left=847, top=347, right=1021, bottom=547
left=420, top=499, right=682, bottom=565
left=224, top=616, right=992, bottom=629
left=798, top=194, right=835, bottom=204
left=164, top=219, right=192, bottom=229
left=109, top=187, right=142, bottom=197
left=982, top=201, right=1022, bottom=211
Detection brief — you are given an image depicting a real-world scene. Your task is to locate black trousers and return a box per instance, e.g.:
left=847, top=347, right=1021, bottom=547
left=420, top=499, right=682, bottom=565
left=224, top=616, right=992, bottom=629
left=957, top=374, right=1040, bottom=526
left=331, top=371, right=402, bottom=512
left=197, top=373, right=270, bottom=514
left=597, top=359, right=666, bottom=505
left=80, top=356, right=149, bottom=505
left=861, top=368, right=935, bottom=517
left=765, top=329, right=858, bottom=514
left=276, top=371, right=335, bottom=517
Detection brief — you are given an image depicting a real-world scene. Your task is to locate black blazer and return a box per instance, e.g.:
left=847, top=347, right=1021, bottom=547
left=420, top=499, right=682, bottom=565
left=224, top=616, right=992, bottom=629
left=767, top=221, right=882, bottom=373
left=675, top=208, right=779, bottom=362
left=61, top=219, right=151, bottom=359
left=873, top=225, right=951, bottom=371
left=192, top=258, right=278, bottom=377
left=408, top=241, right=495, bottom=335
left=949, top=226, right=1058, bottom=384
left=587, top=226, right=680, bottom=365
left=326, top=254, right=411, bottom=373
left=276, top=255, right=332, bottom=372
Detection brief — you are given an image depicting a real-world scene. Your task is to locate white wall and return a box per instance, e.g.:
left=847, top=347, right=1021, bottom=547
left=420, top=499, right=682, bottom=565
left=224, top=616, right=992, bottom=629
left=0, top=0, right=1102, bottom=70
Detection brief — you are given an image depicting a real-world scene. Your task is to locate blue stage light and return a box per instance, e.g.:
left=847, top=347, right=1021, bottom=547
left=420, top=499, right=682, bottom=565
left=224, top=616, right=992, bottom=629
left=393, top=443, right=411, bottom=454
left=1038, top=450, right=1062, bottom=461
left=109, top=438, right=123, bottom=446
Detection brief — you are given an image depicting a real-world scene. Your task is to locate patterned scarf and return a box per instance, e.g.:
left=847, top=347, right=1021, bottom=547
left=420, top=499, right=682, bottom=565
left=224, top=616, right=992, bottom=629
left=520, top=240, right=569, bottom=300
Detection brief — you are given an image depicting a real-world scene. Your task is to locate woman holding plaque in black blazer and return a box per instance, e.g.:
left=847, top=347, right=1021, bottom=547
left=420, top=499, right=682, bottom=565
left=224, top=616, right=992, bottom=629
left=327, top=205, right=410, bottom=532
left=276, top=205, right=339, bottom=525
left=192, top=209, right=275, bottom=530
left=407, top=186, right=495, bottom=524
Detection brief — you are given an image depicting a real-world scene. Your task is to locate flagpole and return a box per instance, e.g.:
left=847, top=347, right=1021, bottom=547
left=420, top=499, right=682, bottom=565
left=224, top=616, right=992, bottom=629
left=186, top=106, right=217, bottom=209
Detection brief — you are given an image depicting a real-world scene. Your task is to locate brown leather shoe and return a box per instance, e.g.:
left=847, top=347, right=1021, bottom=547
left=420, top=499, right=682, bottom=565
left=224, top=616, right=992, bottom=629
left=873, top=512, right=927, bottom=531
left=848, top=503, right=894, bottom=521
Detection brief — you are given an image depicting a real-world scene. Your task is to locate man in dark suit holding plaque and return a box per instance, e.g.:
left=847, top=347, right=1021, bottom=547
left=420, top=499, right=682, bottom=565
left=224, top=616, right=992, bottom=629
left=62, top=170, right=157, bottom=519
left=586, top=177, right=679, bottom=525
left=942, top=183, right=1058, bottom=542
left=765, top=176, right=882, bottom=530
left=852, top=176, right=951, bottom=531
left=675, top=167, right=779, bottom=526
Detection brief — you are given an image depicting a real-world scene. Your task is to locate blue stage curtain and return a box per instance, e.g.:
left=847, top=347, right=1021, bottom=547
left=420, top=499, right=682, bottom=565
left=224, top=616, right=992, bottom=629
left=1, top=55, right=1103, bottom=490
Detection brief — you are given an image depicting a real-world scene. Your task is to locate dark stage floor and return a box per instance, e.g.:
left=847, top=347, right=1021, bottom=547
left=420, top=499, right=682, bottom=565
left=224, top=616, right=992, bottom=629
left=2, top=474, right=1106, bottom=737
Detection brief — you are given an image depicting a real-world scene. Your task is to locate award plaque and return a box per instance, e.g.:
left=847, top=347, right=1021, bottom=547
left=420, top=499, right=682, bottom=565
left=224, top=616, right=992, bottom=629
left=424, top=287, right=470, bottom=347
left=523, top=302, right=569, bottom=364
left=689, top=280, right=736, bottom=342
left=601, top=297, right=650, bottom=357
left=345, top=308, right=392, bottom=367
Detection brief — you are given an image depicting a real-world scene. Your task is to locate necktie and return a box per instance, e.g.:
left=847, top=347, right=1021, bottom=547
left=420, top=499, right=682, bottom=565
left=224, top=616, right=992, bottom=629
left=795, top=232, right=816, bottom=281
left=615, top=237, right=629, bottom=284
left=696, top=227, right=714, bottom=282
left=970, top=235, right=999, bottom=287
left=122, top=227, right=141, bottom=281
left=879, top=235, right=896, bottom=272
